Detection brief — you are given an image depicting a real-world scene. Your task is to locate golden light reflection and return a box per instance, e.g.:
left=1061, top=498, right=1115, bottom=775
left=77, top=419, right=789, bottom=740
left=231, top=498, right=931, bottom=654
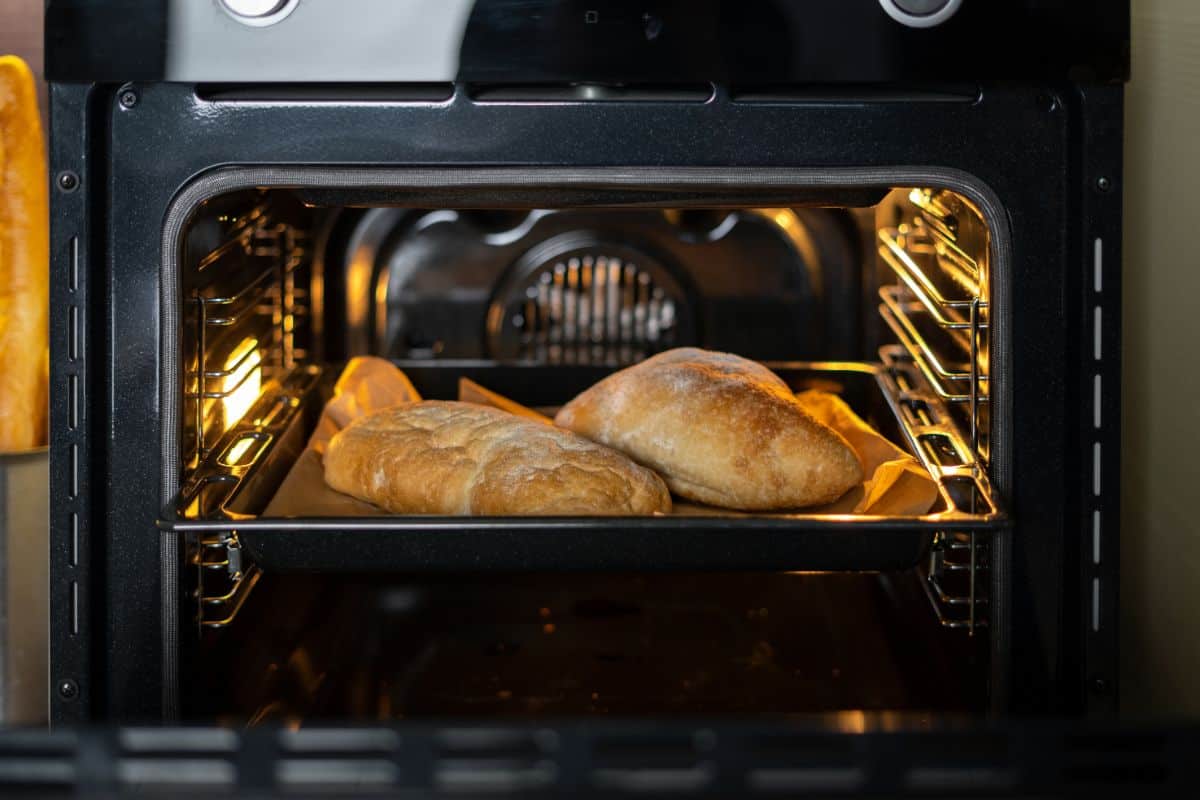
left=219, top=337, right=262, bottom=429
left=770, top=208, right=799, bottom=232
left=833, top=710, right=867, bottom=734
left=223, top=436, right=257, bottom=467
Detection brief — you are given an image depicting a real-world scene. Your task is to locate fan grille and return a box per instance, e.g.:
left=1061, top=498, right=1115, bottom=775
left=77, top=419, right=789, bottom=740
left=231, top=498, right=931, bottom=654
left=499, top=252, right=681, bottom=365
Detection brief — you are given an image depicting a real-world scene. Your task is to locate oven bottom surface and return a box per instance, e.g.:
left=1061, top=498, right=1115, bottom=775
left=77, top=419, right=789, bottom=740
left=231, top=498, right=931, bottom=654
left=185, top=570, right=986, bottom=722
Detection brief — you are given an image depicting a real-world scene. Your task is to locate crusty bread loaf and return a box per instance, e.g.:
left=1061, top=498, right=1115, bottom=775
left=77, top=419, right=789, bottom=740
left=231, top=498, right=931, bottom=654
left=324, top=401, right=671, bottom=515
left=0, top=57, right=49, bottom=451
left=555, top=348, right=863, bottom=510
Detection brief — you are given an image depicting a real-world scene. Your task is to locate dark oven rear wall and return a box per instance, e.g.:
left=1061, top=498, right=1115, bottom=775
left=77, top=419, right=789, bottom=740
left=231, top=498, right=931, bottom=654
left=48, top=82, right=1122, bottom=722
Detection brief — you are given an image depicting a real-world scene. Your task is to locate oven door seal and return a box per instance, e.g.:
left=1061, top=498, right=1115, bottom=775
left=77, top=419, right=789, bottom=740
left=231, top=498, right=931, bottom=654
left=159, top=165, right=1014, bottom=720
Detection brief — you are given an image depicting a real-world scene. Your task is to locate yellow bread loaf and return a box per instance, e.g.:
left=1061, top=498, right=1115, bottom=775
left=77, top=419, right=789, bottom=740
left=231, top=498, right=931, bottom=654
left=0, top=56, right=48, bottom=451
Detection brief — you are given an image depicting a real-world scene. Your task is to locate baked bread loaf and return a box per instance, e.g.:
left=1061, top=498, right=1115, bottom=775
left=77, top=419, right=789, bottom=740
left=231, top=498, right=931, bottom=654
left=555, top=348, right=863, bottom=510
left=324, top=400, right=671, bottom=515
left=0, top=57, right=49, bottom=451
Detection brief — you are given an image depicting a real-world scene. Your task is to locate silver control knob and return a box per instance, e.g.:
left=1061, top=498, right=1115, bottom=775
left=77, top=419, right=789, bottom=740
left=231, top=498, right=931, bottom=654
left=219, top=0, right=299, bottom=26
left=878, top=0, right=962, bottom=28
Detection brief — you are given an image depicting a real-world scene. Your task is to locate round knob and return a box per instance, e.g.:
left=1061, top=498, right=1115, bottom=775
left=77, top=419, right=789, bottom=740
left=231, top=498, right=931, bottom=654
left=220, top=0, right=298, bottom=26
left=878, top=0, right=962, bottom=28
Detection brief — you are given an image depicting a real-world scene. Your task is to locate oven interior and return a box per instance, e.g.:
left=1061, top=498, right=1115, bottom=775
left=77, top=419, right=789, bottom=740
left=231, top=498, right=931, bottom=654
left=171, top=184, right=1000, bottom=724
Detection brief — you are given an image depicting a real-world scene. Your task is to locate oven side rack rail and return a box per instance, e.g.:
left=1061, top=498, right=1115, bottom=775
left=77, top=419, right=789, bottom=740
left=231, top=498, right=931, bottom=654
left=877, top=221, right=990, bottom=465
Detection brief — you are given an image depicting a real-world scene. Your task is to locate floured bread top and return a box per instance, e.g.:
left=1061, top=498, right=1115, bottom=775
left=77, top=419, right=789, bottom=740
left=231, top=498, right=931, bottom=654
left=555, top=348, right=863, bottom=510
left=324, top=400, right=671, bottom=515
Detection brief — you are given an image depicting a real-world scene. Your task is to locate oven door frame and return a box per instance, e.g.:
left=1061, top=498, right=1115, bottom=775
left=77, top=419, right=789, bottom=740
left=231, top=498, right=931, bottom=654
left=48, top=80, right=1121, bottom=723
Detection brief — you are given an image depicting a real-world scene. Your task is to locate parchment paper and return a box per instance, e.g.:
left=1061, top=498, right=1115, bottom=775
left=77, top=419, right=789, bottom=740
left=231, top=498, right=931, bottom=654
left=264, top=358, right=938, bottom=518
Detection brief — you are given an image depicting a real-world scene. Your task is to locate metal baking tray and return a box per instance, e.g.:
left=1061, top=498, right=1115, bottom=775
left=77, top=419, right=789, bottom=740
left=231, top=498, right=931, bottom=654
left=158, top=359, right=1006, bottom=573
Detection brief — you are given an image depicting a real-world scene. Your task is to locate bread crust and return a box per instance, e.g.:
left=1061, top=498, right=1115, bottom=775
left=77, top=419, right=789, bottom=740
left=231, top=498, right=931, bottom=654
left=324, top=401, right=671, bottom=515
left=0, top=57, right=48, bottom=451
left=555, top=348, right=863, bottom=509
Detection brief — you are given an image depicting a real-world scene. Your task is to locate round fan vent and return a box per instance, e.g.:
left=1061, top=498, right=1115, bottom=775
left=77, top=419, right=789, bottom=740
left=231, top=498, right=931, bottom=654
left=487, top=234, right=693, bottom=364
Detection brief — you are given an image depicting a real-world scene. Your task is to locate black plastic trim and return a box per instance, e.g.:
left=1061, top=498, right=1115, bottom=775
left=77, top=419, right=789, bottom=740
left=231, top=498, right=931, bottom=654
left=48, top=83, right=95, bottom=726
left=1, top=721, right=1194, bottom=796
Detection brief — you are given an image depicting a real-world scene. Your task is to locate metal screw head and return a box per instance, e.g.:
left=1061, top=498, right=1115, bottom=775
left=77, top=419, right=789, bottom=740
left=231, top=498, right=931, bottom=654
left=58, top=679, right=79, bottom=700
left=1091, top=677, right=1110, bottom=695
left=57, top=171, right=79, bottom=192
left=1096, top=176, right=1113, bottom=193
left=118, top=89, right=139, bottom=109
left=642, top=13, right=663, bottom=40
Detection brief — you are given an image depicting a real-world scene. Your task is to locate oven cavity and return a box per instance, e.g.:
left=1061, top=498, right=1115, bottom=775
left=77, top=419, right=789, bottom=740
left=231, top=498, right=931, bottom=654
left=162, top=180, right=1003, bottom=722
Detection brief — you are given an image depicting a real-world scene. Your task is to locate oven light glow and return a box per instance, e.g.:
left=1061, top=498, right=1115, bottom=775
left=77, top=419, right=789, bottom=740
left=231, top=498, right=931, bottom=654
left=223, top=436, right=258, bottom=466
left=220, top=336, right=262, bottom=429
left=770, top=209, right=798, bottom=231
left=833, top=709, right=867, bottom=734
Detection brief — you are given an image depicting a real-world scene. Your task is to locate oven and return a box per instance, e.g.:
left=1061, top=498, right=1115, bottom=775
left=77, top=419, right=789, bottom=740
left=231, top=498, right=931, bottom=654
left=31, top=0, right=1161, bottom=794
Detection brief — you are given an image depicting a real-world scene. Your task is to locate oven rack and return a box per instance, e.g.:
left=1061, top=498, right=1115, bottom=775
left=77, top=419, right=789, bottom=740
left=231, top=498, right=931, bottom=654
left=878, top=227, right=985, bottom=332
left=879, top=347, right=991, bottom=634
left=185, top=219, right=309, bottom=460
left=906, top=188, right=986, bottom=294
left=193, top=198, right=272, bottom=273
left=876, top=201, right=990, bottom=466
left=878, top=288, right=988, bottom=403
left=920, top=531, right=989, bottom=633
left=193, top=532, right=262, bottom=628
left=161, top=360, right=1006, bottom=602
left=178, top=367, right=323, bottom=629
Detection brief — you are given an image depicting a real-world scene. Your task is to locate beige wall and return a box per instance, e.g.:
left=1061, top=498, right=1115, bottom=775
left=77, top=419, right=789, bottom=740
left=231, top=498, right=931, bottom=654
left=1121, top=0, right=1200, bottom=716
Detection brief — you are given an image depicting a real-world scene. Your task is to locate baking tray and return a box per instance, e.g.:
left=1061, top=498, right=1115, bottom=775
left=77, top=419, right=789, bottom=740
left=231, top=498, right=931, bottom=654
left=158, top=359, right=1006, bottom=573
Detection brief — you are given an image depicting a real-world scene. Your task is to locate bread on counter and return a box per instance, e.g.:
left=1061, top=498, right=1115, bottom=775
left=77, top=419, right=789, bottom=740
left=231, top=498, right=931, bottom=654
left=324, top=400, right=671, bottom=515
left=0, top=56, right=48, bottom=451
left=555, top=348, right=863, bottom=510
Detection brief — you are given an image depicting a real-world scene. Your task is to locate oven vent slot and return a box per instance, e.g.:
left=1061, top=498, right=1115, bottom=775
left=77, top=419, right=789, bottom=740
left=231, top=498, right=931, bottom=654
left=730, top=84, right=981, bottom=104
left=197, top=83, right=455, bottom=104
left=467, top=83, right=714, bottom=103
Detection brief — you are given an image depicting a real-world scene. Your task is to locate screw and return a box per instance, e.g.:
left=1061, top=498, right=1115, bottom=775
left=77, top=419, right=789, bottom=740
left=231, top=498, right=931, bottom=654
left=58, top=679, right=79, bottom=700
left=1091, top=677, right=1109, bottom=695
left=118, top=89, right=139, bottom=109
left=1096, top=176, right=1113, bottom=193
left=57, top=171, right=79, bottom=192
left=643, top=13, right=663, bottom=40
